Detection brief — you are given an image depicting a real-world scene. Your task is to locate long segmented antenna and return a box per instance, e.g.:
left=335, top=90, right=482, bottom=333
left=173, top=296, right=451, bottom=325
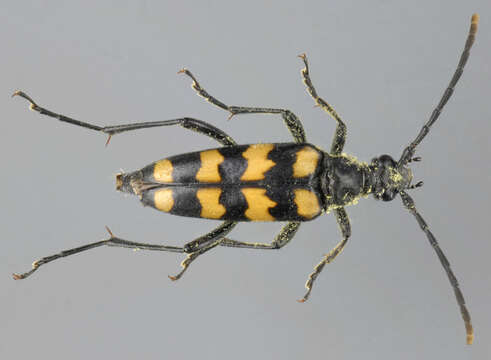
left=399, top=14, right=479, bottom=167
left=400, top=191, right=473, bottom=344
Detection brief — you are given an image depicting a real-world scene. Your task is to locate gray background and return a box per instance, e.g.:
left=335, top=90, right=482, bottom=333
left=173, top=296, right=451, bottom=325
left=1, top=1, right=490, bottom=359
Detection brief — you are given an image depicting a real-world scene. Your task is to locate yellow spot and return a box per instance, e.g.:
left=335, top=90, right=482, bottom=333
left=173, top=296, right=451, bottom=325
left=293, top=146, right=319, bottom=178
left=241, top=144, right=275, bottom=181
left=154, top=159, right=173, bottom=183
left=196, top=188, right=226, bottom=219
left=154, top=189, right=174, bottom=212
left=196, top=149, right=224, bottom=182
left=242, top=188, right=277, bottom=221
left=294, top=189, right=320, bottom=219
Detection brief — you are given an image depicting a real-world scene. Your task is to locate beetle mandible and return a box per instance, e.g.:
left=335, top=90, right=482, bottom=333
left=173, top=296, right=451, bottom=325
left=13, top=14, right=479, bottom=345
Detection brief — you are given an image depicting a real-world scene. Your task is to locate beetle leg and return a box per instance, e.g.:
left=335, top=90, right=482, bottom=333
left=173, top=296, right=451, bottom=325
left=101, top=117, right=237, bottom=147
left=170, top=222, right=300, bottom=281
left=168, top=221, right=237, bottom=281
left=168, top=240, right=221, bottom=281
left=219, top=221, right=301, bottom=250
left=182, top=221, right=236, bottom=253
left=12, top=227, right=184, bottom=280
left=298, top=207, right=351, bottom=302
left=178, top=69, right=306, bottom=143
left=298, top=54, right=346, bottom=155
left=170, top=221, right=299, bottom=283
left=13, top=222, right=236, bottom=280
left=12, top=91, right=236, bottom=146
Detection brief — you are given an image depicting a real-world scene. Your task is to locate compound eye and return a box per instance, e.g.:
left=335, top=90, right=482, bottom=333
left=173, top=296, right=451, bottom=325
left=381, top=189, right=397, bottom=201
left=378, top=155, right=396, bottom=168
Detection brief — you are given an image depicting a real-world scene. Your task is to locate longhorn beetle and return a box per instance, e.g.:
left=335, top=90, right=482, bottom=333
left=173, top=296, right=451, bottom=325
left=13, top=14, right=478, bottom=344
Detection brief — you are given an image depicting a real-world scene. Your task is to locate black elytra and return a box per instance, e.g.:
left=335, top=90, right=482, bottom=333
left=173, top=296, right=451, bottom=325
left=12, top=15, right=479, bottom=345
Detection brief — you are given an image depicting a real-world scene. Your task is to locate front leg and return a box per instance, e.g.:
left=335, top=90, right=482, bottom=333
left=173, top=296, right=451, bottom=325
left=298, top=54, right=347, bottom=155
left=298, top=207, right=351, bottom=302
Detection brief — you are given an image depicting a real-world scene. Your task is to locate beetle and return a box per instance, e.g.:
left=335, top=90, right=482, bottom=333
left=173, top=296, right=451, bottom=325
left=13, top=14, right=478, bottom=344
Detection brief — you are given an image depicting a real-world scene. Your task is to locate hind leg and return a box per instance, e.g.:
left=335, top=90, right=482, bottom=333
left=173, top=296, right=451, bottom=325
left=13, top=91, right=236, bottom=146
left=13, top=222, right=236, bottom=280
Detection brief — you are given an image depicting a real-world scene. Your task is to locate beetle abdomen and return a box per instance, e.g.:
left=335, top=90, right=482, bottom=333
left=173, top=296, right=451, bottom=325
left=140, top=143, right=325, bottom=221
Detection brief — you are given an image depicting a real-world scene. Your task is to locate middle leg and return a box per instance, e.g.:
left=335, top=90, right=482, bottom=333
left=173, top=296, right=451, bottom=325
left=178, top=69, right=306, bottom=143
left=168, top=222, right=300, bottom=281
left=219, top=221, right=301, bottom=250
left=168, top=221, right=237, bottom=280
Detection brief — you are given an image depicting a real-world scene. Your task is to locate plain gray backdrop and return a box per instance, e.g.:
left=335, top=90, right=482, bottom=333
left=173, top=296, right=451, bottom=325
left=2, top=1, right=490, bottom=359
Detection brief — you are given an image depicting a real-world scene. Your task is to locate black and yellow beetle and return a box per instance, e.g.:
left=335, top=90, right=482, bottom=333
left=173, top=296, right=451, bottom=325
left=13, top=15, right=478, bottom=345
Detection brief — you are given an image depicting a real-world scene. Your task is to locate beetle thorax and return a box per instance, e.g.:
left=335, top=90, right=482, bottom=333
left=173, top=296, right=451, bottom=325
left=321, top=153, right=372, bottom=210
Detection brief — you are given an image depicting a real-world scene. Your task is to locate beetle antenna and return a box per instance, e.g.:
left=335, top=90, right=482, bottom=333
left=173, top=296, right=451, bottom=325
left=408, top=156, right=422, bottom=163
left=399, top=190, right=473, bottom=344
left=408, top=181, right=424, bottom=189
left=398, top=14, right=479, bottom=167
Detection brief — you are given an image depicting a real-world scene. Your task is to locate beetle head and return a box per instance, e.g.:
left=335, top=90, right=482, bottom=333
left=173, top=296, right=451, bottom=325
left=370, top=154, right=413, bottom=201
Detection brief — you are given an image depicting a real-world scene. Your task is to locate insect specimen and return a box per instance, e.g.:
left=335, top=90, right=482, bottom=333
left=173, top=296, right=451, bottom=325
left=13, top=14, right=479, bottom=344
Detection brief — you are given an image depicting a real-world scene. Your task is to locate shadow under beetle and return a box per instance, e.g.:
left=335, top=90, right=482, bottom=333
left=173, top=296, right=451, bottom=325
left=13, top=14, right=479, bottom=345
